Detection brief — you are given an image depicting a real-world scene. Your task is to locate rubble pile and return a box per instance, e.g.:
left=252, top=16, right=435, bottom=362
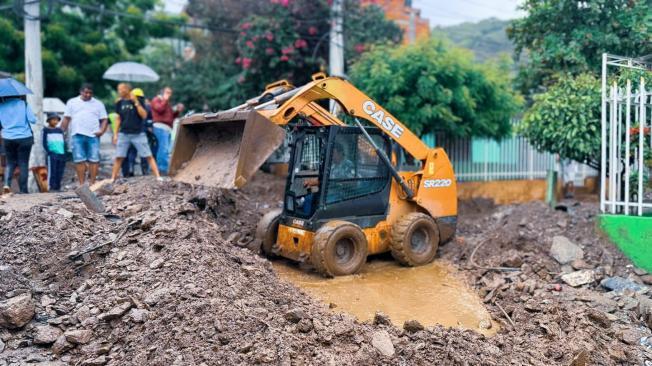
left=0, top=175, right=650, bottom=365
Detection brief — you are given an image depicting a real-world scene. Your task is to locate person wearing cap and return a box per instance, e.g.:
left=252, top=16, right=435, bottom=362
left=43, top=113, right=66, bottom=191
left=110, top=83, right=161, bottom=181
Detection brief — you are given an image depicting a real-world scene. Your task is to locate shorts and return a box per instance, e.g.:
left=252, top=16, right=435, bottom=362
left=72, top=134, right=100, bottom=163
left=115, top=132, right=152, bottom=159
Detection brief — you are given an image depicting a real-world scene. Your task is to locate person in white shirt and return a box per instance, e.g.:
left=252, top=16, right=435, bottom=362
left=61, top=83, right=109, bottom=185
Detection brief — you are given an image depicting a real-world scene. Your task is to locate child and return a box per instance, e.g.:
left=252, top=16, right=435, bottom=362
left=42, top=113, right=66, bottom=191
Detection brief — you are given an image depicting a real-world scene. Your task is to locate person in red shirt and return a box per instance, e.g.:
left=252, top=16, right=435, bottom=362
left=150, top=87, right=184, bottom=175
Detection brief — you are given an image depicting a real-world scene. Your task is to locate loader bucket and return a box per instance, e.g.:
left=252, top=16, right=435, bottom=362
left=169, top=110, right=286, bottom=189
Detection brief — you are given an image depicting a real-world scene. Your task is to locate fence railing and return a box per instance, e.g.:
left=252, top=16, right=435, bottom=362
left=427, top=132, right=557, bottom=182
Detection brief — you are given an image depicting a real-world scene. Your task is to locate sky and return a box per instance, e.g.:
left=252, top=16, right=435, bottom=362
left=412, top=0, right=524, bottom=26
left=163, top=0, right=525, bottom=27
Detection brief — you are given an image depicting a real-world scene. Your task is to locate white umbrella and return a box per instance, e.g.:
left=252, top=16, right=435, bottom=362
left=102, top=61, right=160, bottom=83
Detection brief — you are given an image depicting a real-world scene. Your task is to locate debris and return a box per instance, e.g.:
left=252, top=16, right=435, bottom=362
left=569, top=350, right=588, bottom=366
left=52, top=335, right=73, bottom=355
left=99, top=301, right=132, bottom=321
left=33, top=325, right=63, bottom=345
left=284, top=308, right=305, bottom=324
left=561, top=270, right=595, bottom=287
left=64, top=329, right=93, bottom=345
left=57, top=208, right=74, bottom=219
left=0, top=293, right=35, bottom=328
left=601, top=276, right=648, bottom=293
left=82, top=355, right=107, bottom=366
left=403, top=319, right=424, bottom=333
left=586, top=308, right=612, bottom=328
left=370, top=330, right=394, bottom=357
left=373, top=311, right=391, bottom=326
left=549, top=236, right=584, bottom=264
left=74, top=184, right=106, bottom=213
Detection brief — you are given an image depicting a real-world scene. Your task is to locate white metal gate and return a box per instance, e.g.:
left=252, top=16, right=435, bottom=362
left=601, top=53, right=652, bottom=215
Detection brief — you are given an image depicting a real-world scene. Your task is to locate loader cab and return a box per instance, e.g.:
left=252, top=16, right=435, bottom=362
left=283, top=125, right=392, bottom=230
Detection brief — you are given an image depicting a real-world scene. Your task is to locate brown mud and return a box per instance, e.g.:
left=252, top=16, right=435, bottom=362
left=273, top=258, right=498, bottom=336
left=0, top=172, right=651, bottom=365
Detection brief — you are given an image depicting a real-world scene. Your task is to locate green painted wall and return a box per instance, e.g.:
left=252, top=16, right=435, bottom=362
left=599, top=215, right=652, bottom=272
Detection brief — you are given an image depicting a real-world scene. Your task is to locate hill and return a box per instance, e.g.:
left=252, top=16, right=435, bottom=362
left=433, top=18, right=514, bottom=61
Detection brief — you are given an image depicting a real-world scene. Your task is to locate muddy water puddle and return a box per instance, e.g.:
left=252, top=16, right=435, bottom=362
left=272, top=259, right=498, bottom=336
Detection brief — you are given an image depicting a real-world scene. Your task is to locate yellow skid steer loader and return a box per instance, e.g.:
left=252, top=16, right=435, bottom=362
left=170, top=73, right=457, bottom=276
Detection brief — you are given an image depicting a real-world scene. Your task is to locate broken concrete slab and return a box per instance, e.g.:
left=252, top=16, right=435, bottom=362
left=371, top=330, right=394, bottom=357
left=561, top=270, right=595, bottom=287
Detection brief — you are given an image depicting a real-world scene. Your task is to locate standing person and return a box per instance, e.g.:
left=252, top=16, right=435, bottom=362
left=110, top=83, right=161, bottom=181
left=61, top=83, right=109, bottom=185
left=151, top=87, right=184, bottom=175
left=42, top=113, right=66, bottom=191
left=0, top=96, right=36, bottom=194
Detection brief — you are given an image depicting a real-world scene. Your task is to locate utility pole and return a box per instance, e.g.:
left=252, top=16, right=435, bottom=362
left=329, top=0, right=344, bottom=113
left=408, top=8, right=416, bottom=44
left=24, top=0, right=45, bottom=192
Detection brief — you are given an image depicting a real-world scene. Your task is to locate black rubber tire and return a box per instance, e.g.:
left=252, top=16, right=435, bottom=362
left=311, top=220, right=368, bottom=277
left=255, top=208, right=283, bottom=257
left=390, top=212, right=440, bottom=266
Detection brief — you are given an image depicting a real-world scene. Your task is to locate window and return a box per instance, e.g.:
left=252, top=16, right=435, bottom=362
left=325, top=130, right=390, bottom=204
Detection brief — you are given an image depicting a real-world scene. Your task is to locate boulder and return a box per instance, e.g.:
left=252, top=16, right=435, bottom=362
left=33, top=325, right=63, bottom=345
left=371, top=330, right=394, bottom=357
left=403, top=319, right=424, bottom=333
left=0, top=293, right=35, bottom=329
left=549, top=236, right=584, bottom=264
left=65, top=329, right=93, bottom=345
left=601, top=276, right=648, bottom=293
left=561, top=270, right=595, bottom=287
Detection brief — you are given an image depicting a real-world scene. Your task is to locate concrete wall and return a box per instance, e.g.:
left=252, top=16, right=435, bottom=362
left=457, top=179, right=548, bottom=205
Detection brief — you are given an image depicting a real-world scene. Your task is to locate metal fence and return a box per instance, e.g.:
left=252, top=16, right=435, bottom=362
left=600, top=53, right=652, bottom=216
left=427, top=132, right=557, bottom=182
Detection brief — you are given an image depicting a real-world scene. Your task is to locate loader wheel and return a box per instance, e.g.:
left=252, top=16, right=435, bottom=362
left=311, top=221, right=368, bottom=277
left=391, top=213, right=440, bottom=267
left=256, top=208, right=283, bottom=257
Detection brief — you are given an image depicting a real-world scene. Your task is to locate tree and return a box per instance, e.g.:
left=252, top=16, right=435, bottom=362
left=508, top=0, right=652, bottom=95
left=349, top=39, right=522, bottom=139
left=0, top=0, right=183, bottom=99
left=182, top=0, right=402, bottom=108
left=519, top=73, right=601, bottom=168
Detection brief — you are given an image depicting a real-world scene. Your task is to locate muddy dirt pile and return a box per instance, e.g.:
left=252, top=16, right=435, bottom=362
left=0, top=174, right=650, bottom=365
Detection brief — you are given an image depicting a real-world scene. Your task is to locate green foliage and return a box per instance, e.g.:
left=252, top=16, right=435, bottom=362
left=349, top=39, right=522, bottom=139
left=433, top=18, right=514, bottom=62
left=185, top=0, right=402, bottom=107
left=508, top=0, right=652, bottom=94
left=519, top=73, right=601, bottom=168
left=0, top=0, right=182, bottom=99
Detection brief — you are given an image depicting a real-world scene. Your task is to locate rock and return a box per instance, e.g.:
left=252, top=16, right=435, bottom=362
left=140, top=215, right=158, bottom=230
left=478, top=319, right=492, bottom=330
left=634, top=267, right=648, bottom=276
left=549, top=236, right=584, bottom=264
left=144, top=287, right=169, bottom=306
left=403, top=319, right=424, bottom=333
left=586, top=309, right=612, bottom=328
left=640, top=275, right=652, bottom=285
left=373, top=311, right=391, bottom=326
left=296, top=318, right=313, bottom=333
left=64, top=329, right=93, bottom=344
left=33, top=325, right=63, bottom=345
left=40, top=295, right=56, bottom=307
left=561, top=270, right=595, bottom=287
left=570, top=259, right=593, bottom=270
left=371, top=330, right=395, bottom=357
left=52, top=335, right=73, bottom=354
left=99, top=301, right=132, bottom=321
left=82, top=355, right=107, bottom=366
left=569, top=350, right=588, bottom=366
left=501, top=251, right=523, bottom=268
left=620, top=329, right=643, bottom=345
left=0, top=339, right=4, bottom=353
left=226, top=232, right=242, bottom=244
left=149, top=258, right=165, bottom=270
left=601, top=276, right=648, bottom=293
left=0, top=293, right=35, bottom=329
left=128, top=308, right=149, bottom=323
left=57, top=208, right=74, bottom=219
left=284, top=308, right=305, bottom=324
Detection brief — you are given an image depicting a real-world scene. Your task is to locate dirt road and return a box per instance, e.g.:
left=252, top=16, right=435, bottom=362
left=0, top=173, right=650, bottom=365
